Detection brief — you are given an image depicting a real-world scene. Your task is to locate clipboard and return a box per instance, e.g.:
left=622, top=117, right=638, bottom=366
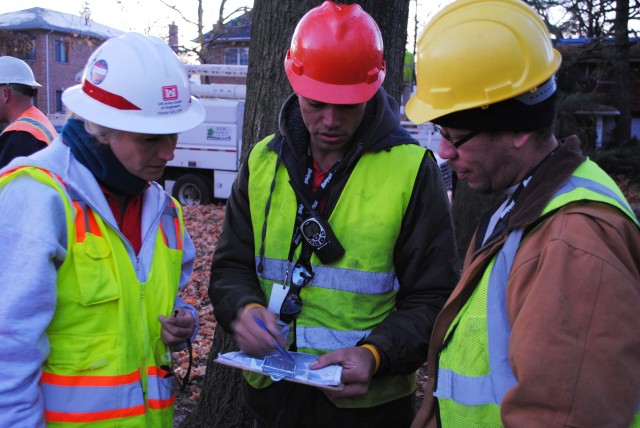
left=215, top=350, right=344, bottom=391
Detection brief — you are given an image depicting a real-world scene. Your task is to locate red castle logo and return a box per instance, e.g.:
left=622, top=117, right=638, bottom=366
left=162, top=85, right=179, bottom=101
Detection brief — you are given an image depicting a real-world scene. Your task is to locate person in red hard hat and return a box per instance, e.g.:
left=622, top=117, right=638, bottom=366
left=209, top=2, right=458, bottom=427
left=0, top=56, right=57, bottom=167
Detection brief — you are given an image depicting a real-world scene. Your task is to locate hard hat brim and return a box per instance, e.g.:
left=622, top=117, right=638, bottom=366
left=286, top=68, right=384, bottom=105
left=62, top=84, right=205, bottom=134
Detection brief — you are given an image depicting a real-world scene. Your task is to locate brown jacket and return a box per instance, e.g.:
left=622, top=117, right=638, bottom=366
left=413, top=137, right=640, bottom=428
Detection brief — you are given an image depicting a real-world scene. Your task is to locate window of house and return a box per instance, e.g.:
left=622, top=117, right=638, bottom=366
left=24, top=40, right=36, bottom=61
left=56, top=90, right=64, bottom=112
left=54, top=40, right=68, bottom=63
left=224, top=47, right=249, bottom=65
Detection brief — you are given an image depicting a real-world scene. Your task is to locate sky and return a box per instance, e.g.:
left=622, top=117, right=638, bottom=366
left=0, top=0, right=254, bottom=41
left=0, top=1, right=451, bottom=52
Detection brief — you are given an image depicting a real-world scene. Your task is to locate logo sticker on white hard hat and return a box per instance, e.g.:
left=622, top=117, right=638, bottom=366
left=158, top=84, right=183, bottom=116
left=90, top=59, right=108, bottom=85
left=162, top=85, right=179, bottom=101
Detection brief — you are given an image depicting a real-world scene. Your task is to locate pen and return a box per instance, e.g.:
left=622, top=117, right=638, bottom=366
left=253, top=316, right=295, bottom=364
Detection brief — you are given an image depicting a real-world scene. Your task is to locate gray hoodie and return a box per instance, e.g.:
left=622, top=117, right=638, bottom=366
left=0, top=137, right=197, bottom=426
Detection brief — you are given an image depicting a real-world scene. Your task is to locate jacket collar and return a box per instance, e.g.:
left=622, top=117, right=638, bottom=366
left=507, top=135, right=585, bottom=229
left=472, top=135, right=585, bottom=254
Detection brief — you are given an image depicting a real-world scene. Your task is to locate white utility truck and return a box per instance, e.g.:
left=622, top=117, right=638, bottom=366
left=162, top=64, right=247, bottom=205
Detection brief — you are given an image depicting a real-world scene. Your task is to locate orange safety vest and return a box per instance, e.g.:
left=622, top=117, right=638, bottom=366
left=1, top=106, right=58, bottom=144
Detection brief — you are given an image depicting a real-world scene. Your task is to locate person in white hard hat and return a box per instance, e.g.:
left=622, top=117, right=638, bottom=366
left=0, top=56, right=58, bottom=167
left=0, top=32, right=205, bottom=426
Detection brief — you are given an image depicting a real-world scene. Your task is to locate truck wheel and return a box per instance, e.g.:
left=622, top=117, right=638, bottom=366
left=173, top=174, right=212, bottom=206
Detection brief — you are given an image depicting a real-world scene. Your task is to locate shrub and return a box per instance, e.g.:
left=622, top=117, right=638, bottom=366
left=591, top=141, right=640, bottom=182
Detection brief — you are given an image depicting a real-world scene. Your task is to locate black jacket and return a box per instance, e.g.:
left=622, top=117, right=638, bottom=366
left=209, top=88, right=458, bottom=375
left=0, top=130, right=47, bottom=169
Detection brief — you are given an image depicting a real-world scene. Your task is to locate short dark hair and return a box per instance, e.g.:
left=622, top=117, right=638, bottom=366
left=8, top=83, right=38, bottom=98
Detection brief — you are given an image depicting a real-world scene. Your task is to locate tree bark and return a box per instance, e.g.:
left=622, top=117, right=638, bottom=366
left=613, top=0, right=632, bottom=144
left=187, top=1, right=411, bottom=426
left=181, top=327, right=253, bottom=427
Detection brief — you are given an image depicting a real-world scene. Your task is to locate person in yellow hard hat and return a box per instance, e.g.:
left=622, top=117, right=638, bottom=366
left=0, top=33, right=204, bottom=426
left=0, top=56, right=58, bottom=167
left=406, top=0, right=640, bottom=426
left=209, top=1, right=458, bottom=427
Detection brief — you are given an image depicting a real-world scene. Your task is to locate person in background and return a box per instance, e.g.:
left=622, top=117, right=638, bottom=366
left=0, top=55, right=57, bottom=167
left=0, top=32, right=204, bottom=427
left=405, top=0, right=640, bottom=426
left=209, top=2, right=458, bottom=427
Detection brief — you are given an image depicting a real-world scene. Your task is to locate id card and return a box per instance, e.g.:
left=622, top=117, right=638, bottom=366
left=268, top=282, right=289, bottom=314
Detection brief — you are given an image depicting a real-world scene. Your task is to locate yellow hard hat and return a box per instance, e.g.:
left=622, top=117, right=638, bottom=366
left=405, top=0, right=562, bottom=125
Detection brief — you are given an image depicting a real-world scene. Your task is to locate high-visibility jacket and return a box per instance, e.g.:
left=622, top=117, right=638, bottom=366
left=244, top=135, right=424, bottom=408
left=435, top=159, right=640, bottom=427
left=0, top=166, right=185, bottom=427
left=1, top=106, right=57, bottom=144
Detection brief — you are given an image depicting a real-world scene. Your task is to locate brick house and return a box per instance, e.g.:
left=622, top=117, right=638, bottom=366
left=0, top=7, right=123, bottom=121
left=199, top=10, right=251, bottom=85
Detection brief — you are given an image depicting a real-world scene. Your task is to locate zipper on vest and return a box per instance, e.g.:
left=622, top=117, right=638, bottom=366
left=140, top=280, right=149, bottom=399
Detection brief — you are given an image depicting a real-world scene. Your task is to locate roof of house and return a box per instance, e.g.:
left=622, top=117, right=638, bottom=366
left=203, top=10, right=252, bottom=44
left=0, top=7, right=123, bottom=39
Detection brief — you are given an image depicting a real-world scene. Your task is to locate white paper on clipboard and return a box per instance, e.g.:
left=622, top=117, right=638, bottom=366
left=215, top=350, right=344, bottom=390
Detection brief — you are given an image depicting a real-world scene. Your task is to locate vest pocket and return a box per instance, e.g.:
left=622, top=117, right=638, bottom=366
left=72, top=234, right=120, bottom=306
left=46, top=332, right=117, bottom=371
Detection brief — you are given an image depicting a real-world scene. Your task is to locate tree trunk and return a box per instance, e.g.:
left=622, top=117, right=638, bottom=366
left=613, top=0, right=631, bottom=144
left=344, top=0, right=410, bottom=104
left=180, top=328, right=253, bottom=428
left=187, top=1, right=411, bottom=426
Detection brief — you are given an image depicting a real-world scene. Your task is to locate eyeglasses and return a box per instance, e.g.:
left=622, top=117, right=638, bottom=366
left=279, top=263, right=314, bottom=324
left=160, top=339, right=193, bottom=392
left=433, top=124, right=479, bottom=149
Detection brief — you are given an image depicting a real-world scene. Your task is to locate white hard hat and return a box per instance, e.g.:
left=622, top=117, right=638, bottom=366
left=62, top=32, right=205, bottom=134
left=0, top=56, right=42, bottom=87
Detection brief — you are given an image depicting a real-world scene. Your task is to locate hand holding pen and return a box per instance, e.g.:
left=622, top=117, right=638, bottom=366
left=231, top=304, right=290, bottom=358
left=253, top=316, right=295, bottom=363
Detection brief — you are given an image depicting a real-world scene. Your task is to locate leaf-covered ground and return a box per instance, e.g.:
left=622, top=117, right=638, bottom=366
left=173, top=204, right=223, bottom=426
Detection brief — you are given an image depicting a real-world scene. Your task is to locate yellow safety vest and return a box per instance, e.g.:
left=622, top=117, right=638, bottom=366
left=0, top=166, right=185, bottom=427
left=435, top=159, right=640, bottom=427
left=245, top=135, right=426, bottom=408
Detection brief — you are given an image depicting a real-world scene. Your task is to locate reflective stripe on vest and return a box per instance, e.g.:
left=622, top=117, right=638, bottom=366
left=159, top=198, right=183, bottom=250
left=245, top=135, right=425, bottom=408
left=72, top=199, right=103, bottom=241
left=257, top=257, right=398, bottom=349
left=147, top=366, right=176, bottom=410
left=40, top=370, right=146, bottom=423
left=435, top=165, right=640, bottom=425
left=1, top=106, right=57, bottom=144
left=256, top=256, right=400, bottom=295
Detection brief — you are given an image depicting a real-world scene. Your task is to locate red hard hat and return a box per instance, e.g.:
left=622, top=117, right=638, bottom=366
left=284, top=1, right=385, bottom=104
